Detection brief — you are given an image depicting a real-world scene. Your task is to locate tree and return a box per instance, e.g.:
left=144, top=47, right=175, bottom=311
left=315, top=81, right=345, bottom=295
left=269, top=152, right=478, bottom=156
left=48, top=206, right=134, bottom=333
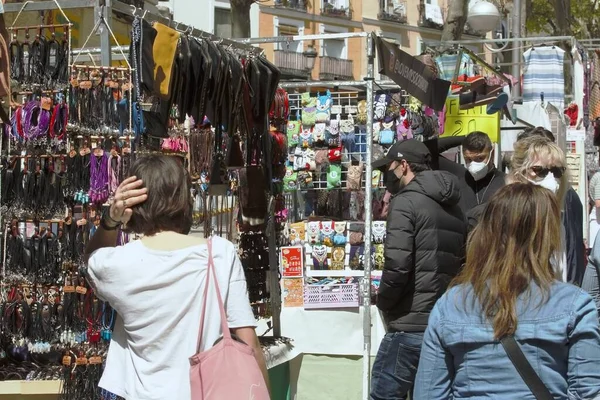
left=440, top=0, right=470, bottom=44
left=526, top=0, right=600, bottom=39
left=230, top=0, right=254, bottom=39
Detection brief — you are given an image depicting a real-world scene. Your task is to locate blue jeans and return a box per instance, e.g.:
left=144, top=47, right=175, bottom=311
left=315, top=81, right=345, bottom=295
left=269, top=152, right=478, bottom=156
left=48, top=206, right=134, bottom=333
left=370, top=332, right=424, bottom=400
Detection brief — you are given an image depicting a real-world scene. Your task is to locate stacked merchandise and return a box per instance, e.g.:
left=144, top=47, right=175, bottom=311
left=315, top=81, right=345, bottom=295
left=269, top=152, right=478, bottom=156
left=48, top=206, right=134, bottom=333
left=0, top=27, right=131, bottom=395
left=280, top=89, right=447, bottom=309
left=130, top=15, right=282, bottom=319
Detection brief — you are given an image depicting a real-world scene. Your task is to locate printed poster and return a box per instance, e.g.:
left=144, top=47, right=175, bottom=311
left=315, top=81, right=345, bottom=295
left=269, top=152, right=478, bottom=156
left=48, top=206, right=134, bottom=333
left=280, top=246, right=304, bottom=278
left=283, top=278, right=304, bottom=308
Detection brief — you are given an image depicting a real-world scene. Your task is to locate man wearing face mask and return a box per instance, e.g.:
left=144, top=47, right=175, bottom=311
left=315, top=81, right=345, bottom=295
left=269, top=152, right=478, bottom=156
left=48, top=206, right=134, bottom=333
left=462, top=131, right=506, bottom=209
left=370, top=139, right=467, bottom=400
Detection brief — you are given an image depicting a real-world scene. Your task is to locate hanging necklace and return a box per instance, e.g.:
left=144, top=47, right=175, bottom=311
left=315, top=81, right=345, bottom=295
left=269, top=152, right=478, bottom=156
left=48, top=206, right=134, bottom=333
left=476, top=175, right=496, bottom=205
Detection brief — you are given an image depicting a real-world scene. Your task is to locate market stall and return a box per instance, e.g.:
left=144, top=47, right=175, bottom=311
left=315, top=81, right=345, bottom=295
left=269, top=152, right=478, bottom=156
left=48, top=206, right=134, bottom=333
left=0, top=2, right=299, bottom=399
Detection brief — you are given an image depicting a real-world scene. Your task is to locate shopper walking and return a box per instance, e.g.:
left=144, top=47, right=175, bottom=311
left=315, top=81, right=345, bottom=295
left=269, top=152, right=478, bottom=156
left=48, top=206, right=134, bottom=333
left=370, top=140, right=467, bottom=400
left=508, top=134, right=573, bottom=282
left=84, top=155, right=269, bottom=400
left=516, top=127, right=585, bottom=285
left=414, top=183, right=600, bottom=399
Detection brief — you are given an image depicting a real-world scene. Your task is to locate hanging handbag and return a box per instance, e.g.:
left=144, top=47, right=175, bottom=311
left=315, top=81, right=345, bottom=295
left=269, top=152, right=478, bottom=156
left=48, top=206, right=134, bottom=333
left=500, top=336, right=553, bottom=400
left=189, top=238, right=270, bottom=400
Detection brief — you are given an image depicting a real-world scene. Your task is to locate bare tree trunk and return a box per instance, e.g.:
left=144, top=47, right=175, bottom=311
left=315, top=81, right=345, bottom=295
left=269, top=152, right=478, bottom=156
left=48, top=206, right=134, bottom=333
left=440, top=0, right=469, bottom=44
left=230, top=0, right=253, bottom=39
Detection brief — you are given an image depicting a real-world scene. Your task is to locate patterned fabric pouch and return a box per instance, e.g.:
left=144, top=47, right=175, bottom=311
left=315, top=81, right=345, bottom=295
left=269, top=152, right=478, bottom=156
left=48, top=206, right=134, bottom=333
left=289, top=221, right=305, bottom=245
left=330, top=246, right=346, bottom=270
left=372, top=221, right=387, bottom=244
left=313, top=122, right=327, bottom=144
left=372, top=122, right=381, bottom=143
left=327, top=164, right=342, bottom=189
left=293, top=147, right=305, bottom=171
left=297, top=171, right=314, bottom=190
left=328, top=147, right=343, bottom=163
left=311, top=245, right=329, bottom=270
left=302, top=107, right=317, bottom=126
left=320, top=221, right=335, bottom=246
left=307, top=221, right=321, bottom=244
left=379, top=118, right=395, bottom=145
left=349, top=245, right=364, bottom=270
left=315, top=149, right=329, bottom=166
left=373, top=93, right=389, bottom=120
left=299, top=126, right=314, bottom=148
left=287, top=119, right=300, bottom=147
left=301, top=92, right=316, bottom=107
left=396, top=115, right=413, bottom=142
left=374, top=244, right=385, bottom=270
left=316, top=90, right=332, bottom=123
left=283, top=166, right=297, bottom=192
left=326, top=117, right=341, bottom=147
left=302, top=148, right=316, bottom=171
left=346, top=161, right=363, bottom=191
left=340, top=114, right=356, bottom=153
left=356, top=100, right=368, bottom=125
left=333, top=221, right=347, bottom=245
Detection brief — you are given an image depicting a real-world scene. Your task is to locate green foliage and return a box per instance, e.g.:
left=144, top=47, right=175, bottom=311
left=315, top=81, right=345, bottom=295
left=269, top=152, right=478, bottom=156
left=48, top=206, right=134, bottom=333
left=527, top=0, right=600, bottom=38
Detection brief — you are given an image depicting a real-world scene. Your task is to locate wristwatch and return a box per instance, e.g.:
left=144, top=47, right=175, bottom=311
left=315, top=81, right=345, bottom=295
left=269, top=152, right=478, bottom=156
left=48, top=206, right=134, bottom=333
left=100, top=209, right=121, bottom=231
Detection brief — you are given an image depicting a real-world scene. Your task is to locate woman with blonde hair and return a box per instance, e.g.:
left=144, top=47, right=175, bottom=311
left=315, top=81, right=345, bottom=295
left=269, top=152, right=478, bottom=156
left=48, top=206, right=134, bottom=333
left=508, top=135, right=571, bottom=281
left=414, top=183, right=600, bottom=399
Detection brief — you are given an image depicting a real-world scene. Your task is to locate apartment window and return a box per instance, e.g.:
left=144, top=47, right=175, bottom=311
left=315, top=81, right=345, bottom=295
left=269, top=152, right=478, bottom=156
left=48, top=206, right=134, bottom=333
left=323, top=37, right=345, bottom=59
left=214, top=8, right=232, bottom=38
left=277, top=24, right=302, bottom=53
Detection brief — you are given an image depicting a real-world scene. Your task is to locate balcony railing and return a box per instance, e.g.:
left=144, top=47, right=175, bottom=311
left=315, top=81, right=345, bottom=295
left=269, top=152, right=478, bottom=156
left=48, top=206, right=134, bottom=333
left=274, top=50, right=310, bottom=79
left=274, top=0, right=307, bottom=12
left=321, top=4, right=352, bottom=19
left=378, top=0, right=407, bottom=24
left=319, top=56, right=353, bottom=80
left=418, top=3, right=445, bottom=30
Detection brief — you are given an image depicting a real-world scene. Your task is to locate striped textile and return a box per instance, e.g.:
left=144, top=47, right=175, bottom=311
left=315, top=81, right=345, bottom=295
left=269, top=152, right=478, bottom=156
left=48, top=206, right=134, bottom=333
left=522, top=46, right=565, bottom=109
left=435, top=53, right=474, bottom=81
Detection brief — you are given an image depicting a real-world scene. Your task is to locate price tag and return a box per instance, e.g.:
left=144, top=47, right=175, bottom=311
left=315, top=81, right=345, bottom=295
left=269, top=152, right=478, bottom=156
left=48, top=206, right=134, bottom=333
left=62, top=356, right=72, bottom=366
left=41, top=97, right=53, bottom=111
left=63, top=285, right=75, bottom=293
left=76, top=357, right=88, bottom=365
left=75, top=286, right=87, bottom=295
left=89, top=356, right=102, bottom=365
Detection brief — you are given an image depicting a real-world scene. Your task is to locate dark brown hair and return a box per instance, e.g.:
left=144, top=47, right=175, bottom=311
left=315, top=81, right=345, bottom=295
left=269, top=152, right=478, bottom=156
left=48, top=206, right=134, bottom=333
left=125, top=155, right=192, bottom=236
left=451, top=183, right=561, bottom=339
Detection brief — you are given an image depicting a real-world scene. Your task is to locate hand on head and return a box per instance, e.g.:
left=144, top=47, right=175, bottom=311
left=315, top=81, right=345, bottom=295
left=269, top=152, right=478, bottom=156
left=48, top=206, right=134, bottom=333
left=110, top=176, right=148, bottom=225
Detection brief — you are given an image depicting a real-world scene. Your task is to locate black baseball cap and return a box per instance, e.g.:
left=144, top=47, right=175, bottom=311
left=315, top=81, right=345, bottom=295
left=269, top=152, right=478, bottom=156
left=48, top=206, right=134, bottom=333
left=371, top=139, right=431, bottom=170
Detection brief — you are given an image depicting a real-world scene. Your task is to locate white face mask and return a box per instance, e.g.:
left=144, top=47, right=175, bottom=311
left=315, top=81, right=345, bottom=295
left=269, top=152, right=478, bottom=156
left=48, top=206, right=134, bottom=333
left=467, top=160, right=489, bottom=181
left=529, top=172, right=560, bottom=193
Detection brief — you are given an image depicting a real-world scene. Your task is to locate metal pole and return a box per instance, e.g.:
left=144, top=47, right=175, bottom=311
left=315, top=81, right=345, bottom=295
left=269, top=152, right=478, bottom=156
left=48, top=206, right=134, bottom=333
left=279, top=80, right=367, bottom=88
left=237, top=31, right=369, bottom=45
left=421, top=35, right=574, bottom=45
left=511, top=0, right=521, bottom=98
left=362, top=32, right=375, bottom=400
left=97, top=0, right=112, bottom=66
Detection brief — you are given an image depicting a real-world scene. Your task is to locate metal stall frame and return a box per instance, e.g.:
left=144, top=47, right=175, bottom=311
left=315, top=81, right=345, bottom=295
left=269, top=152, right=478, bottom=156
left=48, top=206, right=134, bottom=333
left=238, top=31, right=377, bottom=399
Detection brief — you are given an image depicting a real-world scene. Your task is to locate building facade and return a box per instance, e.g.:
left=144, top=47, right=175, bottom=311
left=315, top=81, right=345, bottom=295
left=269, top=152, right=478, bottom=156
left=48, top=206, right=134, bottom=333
left=158, top=0, right=485, bottom=82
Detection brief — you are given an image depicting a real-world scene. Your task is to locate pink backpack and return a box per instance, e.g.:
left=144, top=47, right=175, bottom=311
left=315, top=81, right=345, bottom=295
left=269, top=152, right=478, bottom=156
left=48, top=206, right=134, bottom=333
left=189, top=239, right=270, bottom=400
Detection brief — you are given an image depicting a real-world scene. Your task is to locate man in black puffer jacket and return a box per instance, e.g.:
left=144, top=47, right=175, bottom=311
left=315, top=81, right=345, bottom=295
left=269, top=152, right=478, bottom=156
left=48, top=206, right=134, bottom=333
left=370, top=140, right=467, bottom=400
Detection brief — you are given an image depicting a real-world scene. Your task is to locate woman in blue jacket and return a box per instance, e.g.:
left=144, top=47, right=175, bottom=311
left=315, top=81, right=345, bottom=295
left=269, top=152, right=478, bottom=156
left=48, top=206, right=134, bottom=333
left=414, top=183, right=600, bottom=399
